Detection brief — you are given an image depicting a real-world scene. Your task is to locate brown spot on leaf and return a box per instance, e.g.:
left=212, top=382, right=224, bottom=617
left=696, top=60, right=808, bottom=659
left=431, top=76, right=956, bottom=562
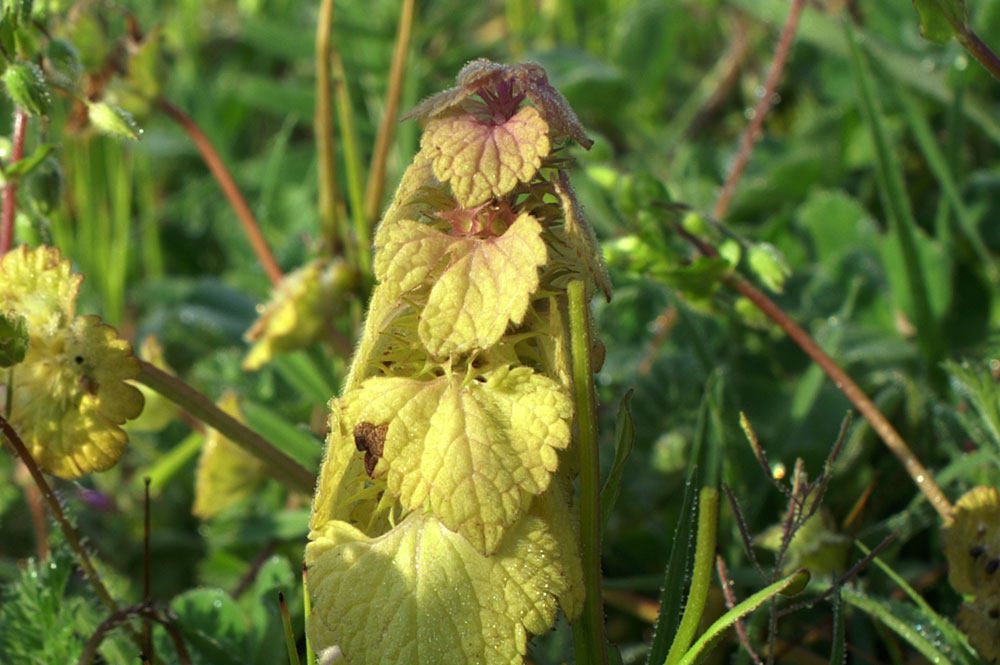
left=354, top=422, right=388, bottom=477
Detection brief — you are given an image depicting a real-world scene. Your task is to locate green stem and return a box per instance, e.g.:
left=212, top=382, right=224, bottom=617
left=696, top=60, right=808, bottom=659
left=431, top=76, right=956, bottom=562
left=303, top=562, right=315, bottom=665
left=663, top=487, right=719, bottom=665
left=135, top=360, right=316, bottom=495
left=568, top=280, right=608, bottom=665
left=315, top=0, right=340, bottom=255
left=363, top=0, right=414, bottom=224
left=331, top=49, right=371, bottom=274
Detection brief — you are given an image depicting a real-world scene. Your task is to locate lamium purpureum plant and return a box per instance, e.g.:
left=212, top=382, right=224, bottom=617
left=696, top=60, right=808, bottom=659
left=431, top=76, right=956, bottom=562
left=305, top=59, right=611, bottom=664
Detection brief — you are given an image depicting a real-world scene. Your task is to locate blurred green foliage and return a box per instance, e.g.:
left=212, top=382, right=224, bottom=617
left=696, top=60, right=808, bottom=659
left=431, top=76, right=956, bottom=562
left=0, top=0, right=999, bottom=663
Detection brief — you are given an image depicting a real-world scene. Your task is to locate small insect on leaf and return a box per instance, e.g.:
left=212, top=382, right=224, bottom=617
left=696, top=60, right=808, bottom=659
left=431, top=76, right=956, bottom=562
left=353, top=422, right=388, bottom=477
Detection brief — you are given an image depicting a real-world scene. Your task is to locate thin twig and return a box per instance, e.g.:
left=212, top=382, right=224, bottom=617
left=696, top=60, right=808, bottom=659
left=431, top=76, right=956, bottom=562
left=78, top=603, right=192, bottom=665
left=713, top=0, right=806, bottom=221
left=231, top=540, right=278, bottom=599
left=315, top=0, right=339, bottom=254
left=158, top=99, right=283, bottom=285
left=676, top=226, right=953, bottom=518
left=143, top=477, right=153, bottom=661
left=364, top=0, right=414, bottom=223
left=0, top=107, right=28, bottom=254
left=723, top=482, right=766, bottom=579
left=716, top=555, right=764, bottom=665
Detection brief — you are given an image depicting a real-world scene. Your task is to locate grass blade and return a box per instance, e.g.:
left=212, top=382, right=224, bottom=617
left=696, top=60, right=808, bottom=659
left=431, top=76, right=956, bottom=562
left=889, top=80, right=997, bottom=282
left=675, top=569, right=810, bottom=665
left=663, top=487, right=719, bottom=665
left=842, top=588, right=958, bottom=665
left=601, top=389, right=635, bottom=530
left=646, top=374, right=717, bottom=665
left=843, top=16, right=943, bottom=370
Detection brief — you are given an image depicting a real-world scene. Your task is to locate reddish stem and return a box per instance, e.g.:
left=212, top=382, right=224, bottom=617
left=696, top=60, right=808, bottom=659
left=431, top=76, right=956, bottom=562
left=0, top=414, right=119, bottom=611
left=158, top=99, right=283, bottom=285
left=956, top=26, right=1000, bottom=84
left=0, top=108, right=28, bottom=254
left=678, top=227, right=953, bottom=518
left=713, top=0, right=806, bottom=221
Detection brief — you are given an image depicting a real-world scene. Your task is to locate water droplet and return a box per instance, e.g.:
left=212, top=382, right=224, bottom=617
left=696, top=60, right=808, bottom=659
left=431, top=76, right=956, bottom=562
left=744, top=108, right=756, bottom=121
left=954, top=54, right=968, bottom=71
left=916, top=474, right=925, bottom=483
left=921, top=58, right=935, bottom=73
left=213, top=599, right=222, bottom=609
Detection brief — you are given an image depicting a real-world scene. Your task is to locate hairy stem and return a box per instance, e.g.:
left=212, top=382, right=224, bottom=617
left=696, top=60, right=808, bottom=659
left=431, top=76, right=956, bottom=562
left=315, top=0, right=340, bottom=254
left=0, top=414, right=118, bottom=611
left=0, top=107, right=28, bottom=254
left=713, top=0, right=805, bottom=221
left=158, top=99, right=283, bottom=285
left=364, top=0, right=414, bottom=224
left=135, top=360, right=316, bottom=495
left=568, top=280, right=608, bottom=665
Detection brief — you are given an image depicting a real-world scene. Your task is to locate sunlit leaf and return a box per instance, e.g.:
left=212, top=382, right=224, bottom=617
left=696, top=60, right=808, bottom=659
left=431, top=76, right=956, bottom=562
left=306, top=511, right=568, bottom=665
left=418, top=213, right=547, bottom=356
left=343, top=365, right=572, bottom=554
left=421, top=105, right=549, bottom=207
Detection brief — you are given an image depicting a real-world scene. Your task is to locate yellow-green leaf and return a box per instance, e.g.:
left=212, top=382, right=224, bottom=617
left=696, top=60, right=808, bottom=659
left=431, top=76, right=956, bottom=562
left=912, top=0, right=966, bottom=44
left=421, top=105, right=549, bottom=207
left=192, top=392, right=266, bottom=519
left=306, top=511, right=567, bottom=665
left=374, top=219, right=456, bottom=304
left=343, top=365, right=572, bottom=554
left=310, top=398, right=378, bottom=532
left=418, top=213, right=547, bottom=356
